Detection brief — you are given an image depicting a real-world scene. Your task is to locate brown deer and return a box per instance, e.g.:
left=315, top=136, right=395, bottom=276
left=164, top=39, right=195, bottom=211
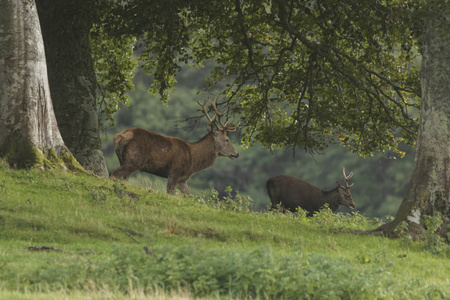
left=266, top=168, right=355, bottom=216
left=110, top=95, right=240, bottom=195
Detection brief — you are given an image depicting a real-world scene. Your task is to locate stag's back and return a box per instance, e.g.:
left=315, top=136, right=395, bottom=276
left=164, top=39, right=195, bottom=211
left=266, top=175, right=324, bottom=213
left=113, top=128, right=184, bottom=178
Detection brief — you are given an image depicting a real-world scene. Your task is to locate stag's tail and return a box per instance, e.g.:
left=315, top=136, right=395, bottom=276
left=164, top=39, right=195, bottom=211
left=266, top=179, right=276, bottom=198
left=113, top=133, right=125, bottom=166
left=266, top=179, right=277, bottom=210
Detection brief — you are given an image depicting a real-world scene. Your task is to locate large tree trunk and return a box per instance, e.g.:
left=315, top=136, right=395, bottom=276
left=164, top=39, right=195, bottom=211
left=35, top=0, right=108, bottom=177
left=0, top=0, right=77, bottom=169
left=378, top=8, right=450, bottom=239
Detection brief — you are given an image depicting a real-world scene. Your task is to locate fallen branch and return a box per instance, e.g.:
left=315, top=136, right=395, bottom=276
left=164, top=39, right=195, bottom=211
left=27, top=246, right=63, bottom=252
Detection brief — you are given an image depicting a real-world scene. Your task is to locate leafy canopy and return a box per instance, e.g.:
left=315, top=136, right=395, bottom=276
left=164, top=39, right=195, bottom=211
left=94, top=0, right=423, bottom=156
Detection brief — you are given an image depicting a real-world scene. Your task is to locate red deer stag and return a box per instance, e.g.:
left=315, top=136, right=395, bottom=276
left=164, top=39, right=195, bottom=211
left=266, top=168, right=355, bottom=216
left=110, top=95, right=239, bottom=195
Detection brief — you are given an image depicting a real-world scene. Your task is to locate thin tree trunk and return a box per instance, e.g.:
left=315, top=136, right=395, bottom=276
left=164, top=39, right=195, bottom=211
left=36, top=0, right=109, bottom=177
left=377, top=8, right=450, bottom=239
left=0, top=0, right=76, bottom=168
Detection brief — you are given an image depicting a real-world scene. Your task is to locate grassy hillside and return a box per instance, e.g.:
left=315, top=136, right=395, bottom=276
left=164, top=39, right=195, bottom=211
left=1, top=161, right=450, bottom=299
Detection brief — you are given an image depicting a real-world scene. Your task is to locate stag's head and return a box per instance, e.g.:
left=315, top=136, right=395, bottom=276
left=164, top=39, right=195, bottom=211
left=198, top=95, right=240, bottom=159
left=336, top=167, right=356, bottom=209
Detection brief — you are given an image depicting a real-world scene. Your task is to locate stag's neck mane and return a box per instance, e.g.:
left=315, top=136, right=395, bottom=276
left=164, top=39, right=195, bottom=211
left=321, top=187, right=341, bottom=212
left=189, top=132, right=218, bottom=173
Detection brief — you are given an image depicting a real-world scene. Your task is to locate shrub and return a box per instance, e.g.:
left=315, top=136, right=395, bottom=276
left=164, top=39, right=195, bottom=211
left=194, top=186, right=253, bottom=213
left=86, top=245, right=448, bottom=299
left=11, top=244, right=445, bottom=299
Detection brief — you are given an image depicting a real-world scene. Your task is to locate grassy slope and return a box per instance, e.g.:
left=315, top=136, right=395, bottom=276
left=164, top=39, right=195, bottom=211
left=0, top=162, right=450, bottom=299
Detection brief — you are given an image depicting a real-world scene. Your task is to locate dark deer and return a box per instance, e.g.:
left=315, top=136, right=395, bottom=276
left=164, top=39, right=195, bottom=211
left=110, top=95, right=240, bottom=195
left=266, top=168, right=355, bottom=216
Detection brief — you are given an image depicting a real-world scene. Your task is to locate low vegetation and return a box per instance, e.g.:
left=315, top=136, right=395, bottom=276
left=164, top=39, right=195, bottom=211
left=1, top=160, right=450, bottom=299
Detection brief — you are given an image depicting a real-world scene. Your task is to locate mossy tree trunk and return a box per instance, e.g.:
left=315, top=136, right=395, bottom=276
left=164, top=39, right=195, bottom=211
left=378, top=8, right=450, bottom=239
left=35, top=0, right=108, bottom=177
left=0, top=0, right=78, bottom=169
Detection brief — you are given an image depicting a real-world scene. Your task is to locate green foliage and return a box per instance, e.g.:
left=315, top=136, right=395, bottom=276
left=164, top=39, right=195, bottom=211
left=194, top=186, right=254, bottom=213
left=422, top=213, right=450, bottom=256
left=310, top=206, right=384, bottom=232
left=97, top=0, right=197, bottom=103
left=94, top=0, right=423, bottom=156
left=90, top=22, right=137, bottom=128
left=387, top=213, right=450, bottom=257
left=196, top=0, right=421, bottom=156
left=4, top=243, right=448, bottom=299
left=84, top=245, right=440, bottom=299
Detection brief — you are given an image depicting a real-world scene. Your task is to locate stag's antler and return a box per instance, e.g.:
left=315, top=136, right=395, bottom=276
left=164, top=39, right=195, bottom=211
left=197, top=95, right=240, bottom=131
left=342, top=167, right=354, bottom=188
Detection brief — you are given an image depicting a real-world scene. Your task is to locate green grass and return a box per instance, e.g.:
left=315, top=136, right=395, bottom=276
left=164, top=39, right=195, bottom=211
left=1, top=161, right=450, bottom=299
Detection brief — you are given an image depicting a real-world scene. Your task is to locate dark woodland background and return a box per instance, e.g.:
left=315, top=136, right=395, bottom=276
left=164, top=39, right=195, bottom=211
left=101, top=64, right=414, bottom=219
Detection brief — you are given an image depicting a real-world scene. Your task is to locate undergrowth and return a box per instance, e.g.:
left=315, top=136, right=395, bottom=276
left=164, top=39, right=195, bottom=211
left=2, top=244, right=444, bottom=300
left=195, top=187, right=384, bottom=232
left=193, top=186, right=254, bottom=213
left=1, top=164, right=450, bottom=299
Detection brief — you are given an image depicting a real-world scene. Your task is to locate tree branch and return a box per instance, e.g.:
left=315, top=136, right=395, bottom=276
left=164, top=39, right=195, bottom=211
left=274, top=0, right=418, bottom=136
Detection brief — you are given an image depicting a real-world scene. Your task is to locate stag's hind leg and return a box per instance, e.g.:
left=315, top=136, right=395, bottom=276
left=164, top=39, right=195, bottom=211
left=166, top=176, right=190, bottom=195
left=110, top=155, right=142, bottom=180
left=110, top=165, right=136, bottom=180
left=166, top=176, right=177, bottom=194
left=111, top=141, right=147, bottom=180
left=177, top=181, right=190, bottom=195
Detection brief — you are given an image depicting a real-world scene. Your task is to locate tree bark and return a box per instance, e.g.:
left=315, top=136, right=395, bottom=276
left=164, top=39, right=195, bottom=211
left=35, top=0, right=109, bottom=177
left=0, top=0, right=75, bottom=168
left=377, top=8, right=450, bottom=239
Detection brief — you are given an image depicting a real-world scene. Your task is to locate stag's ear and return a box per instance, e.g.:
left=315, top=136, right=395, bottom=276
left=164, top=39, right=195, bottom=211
left=207, top=123, right=219, bottom=133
